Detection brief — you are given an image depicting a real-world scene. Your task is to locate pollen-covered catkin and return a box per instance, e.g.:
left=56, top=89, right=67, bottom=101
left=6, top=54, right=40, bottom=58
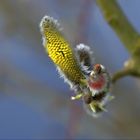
left=40, top=16, right=85, bottom=87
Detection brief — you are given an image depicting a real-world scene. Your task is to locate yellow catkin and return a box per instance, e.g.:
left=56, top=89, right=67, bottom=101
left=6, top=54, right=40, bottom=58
left=40, top=16, right=85, bottom=85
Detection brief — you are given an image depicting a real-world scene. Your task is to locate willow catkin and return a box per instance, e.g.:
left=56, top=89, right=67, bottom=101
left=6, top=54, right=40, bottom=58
left=40, top=16, right=85, bottom=88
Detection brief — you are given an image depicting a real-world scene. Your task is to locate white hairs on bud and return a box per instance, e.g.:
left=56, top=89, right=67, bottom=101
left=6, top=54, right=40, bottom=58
left=75, top=43, right=94, bottom=74
left=39, top=15, right=63, bottom=48
left=75, top=44, right=93, bottom=54
left=39, top=15, right=62, bottom=34
left=100, top=93, right=114, bottom=107
left=56, top=67, right=79, bottom=91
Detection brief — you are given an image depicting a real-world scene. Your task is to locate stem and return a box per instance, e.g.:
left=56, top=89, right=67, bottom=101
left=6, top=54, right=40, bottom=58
left=96, top=0, right=140, bottom=56
left=96, top=0, right=140, bottom=82
left=112, top=69, right=132, bottom=83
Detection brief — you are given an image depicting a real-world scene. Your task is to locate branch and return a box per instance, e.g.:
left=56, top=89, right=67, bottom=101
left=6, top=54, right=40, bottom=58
left=96, top=0, right=140, bottom=82
left=96, top=0, right=140, bottom=55
left=112, top=68, right=140, bottom=83
left=112, top=69, right=132, bottom=83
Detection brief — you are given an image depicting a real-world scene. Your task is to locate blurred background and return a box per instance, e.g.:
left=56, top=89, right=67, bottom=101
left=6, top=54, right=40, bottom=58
left=0, top=0, right=140, bottom=139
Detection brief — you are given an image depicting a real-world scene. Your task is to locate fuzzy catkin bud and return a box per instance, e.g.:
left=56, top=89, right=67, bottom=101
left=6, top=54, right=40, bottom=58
left=40, top=16, right=85, bottom=88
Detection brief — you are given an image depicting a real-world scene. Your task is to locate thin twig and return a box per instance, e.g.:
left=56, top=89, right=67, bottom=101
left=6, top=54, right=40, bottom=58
left=112, top=69, right=132, bottom=83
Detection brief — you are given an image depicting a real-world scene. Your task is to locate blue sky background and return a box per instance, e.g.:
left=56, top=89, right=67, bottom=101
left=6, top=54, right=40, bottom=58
left=0, top=0, right=140, bottom=139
